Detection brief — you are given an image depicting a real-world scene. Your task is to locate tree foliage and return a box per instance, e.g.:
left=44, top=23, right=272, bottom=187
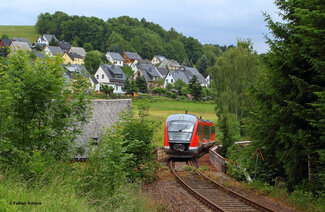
left=135, top=73, right=148, bottom=93
left=188, top=75, right=202, bottom=101
left=84, top=50, right=102, bottom=75
left=0, top=52, right=91, bottom=171
left=35, top=12, right=224, bottom=64
left=210, top=40, right=259, bottom=120
left=248, top=0, right=325, bottom=191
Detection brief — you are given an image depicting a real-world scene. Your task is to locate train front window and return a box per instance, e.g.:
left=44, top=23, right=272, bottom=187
left=168, top=121, right=194, bottom=142
left=168, top=121, right=195, bottom=132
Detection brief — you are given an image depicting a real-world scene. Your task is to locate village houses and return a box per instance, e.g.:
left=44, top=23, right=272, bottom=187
left=94, top=63, right=127, bottom=94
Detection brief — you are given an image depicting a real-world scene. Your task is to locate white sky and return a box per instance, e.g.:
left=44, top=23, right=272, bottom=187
left=0, top=0, right=281, bottom=53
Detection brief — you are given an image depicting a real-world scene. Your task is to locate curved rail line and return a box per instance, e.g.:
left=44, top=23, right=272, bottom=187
left=169, top=159, right=275, bottom=212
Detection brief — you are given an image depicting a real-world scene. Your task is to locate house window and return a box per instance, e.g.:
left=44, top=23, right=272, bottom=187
left=171, top=79, right=173, bottom=83
left=96, top=75, right=99, bottom=79
left=102, top=74, right=104, bottom=79
left=115, top=86, right=118, bottom=91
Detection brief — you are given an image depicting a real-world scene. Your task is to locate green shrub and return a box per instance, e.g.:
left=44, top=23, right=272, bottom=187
left=247, top=180, right=273, bottom=195
left=198, top=166, right=209, bottom=172
left=183, top=165, right=196, bottom=173
left=289, top=190, right=314, bottom=210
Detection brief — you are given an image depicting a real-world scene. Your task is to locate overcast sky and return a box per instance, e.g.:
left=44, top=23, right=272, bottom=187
left=0, top=0, right=281, bottom=53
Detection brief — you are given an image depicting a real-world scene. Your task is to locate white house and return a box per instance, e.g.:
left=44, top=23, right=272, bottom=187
left=36, top=34, right=58, bottom=46
left=151, top=55, right=166, bottom=65
left=164, top=69, right=189, bottom=87
left=106, top=52, right=124, bottom=67
left=94, top=64, right=127, bottom=94
left=164, top=67, right=208, bottom=88
left=205, top=74, right=211, bottom=87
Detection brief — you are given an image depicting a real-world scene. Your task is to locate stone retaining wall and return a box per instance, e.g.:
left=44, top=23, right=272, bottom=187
left=76, top=99, right=132, bottom=159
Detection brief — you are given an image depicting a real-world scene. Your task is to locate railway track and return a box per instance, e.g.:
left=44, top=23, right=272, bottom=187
left=169, top=158, right=275, bottom=212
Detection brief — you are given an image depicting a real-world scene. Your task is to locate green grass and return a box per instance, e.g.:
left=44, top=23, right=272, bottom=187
left=0, top=25, right=39, bottom=43
left=132, top=97, right=218, bottom=147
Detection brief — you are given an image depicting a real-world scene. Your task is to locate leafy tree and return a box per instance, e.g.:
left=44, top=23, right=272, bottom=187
left=122, top=66, right=134, bottom=79
left=218, top=112, right=241, bottom=157
left=248, top=0, right=325, bottom=190
left=84, top=50, right=102, bottom=75
left=188, top=75, right=202, bottom=101
left=152, top=78, right=164, bottom=88
left=130, top=80, right=138, bottom=93
left=181, top=36, right=203, bottom=64
left=165, top=40, right=187, bottom=63
left=135, top=73, right=148, bottom=93
left=100, top=84, right=114, bottom=97
left=0, top=47, right=9, bottom=57
left=210, top=39, right=259, bottom=120
left=203, top=44, right=221, bottom=67
left=197, top=55, right=208, bottom=75
left=83, top=42, right=93, bottom=52
left=122, top=79, right=131, bottom=94
left=173, top=79, right=187, bottom=96
left=0, top=52, right=91, bottom=172
left=165, top=83, right=173, bottom=91
left=152, top=87, right=166, bottom=96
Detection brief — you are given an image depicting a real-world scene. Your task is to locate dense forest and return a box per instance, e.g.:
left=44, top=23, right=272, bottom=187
left=35, top=12, right=231, bottom=74
left=209, top=0, right=325, bottom=204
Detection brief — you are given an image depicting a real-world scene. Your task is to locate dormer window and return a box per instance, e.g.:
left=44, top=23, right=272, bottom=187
left=115, top=74, right=122, bottom=78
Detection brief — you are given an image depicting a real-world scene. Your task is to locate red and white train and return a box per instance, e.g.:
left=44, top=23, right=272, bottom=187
left=164, top=113, right=215, bottom=158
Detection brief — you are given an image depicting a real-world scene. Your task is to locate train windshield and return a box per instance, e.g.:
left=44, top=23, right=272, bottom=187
left=168, top=121, right=195, bottom=132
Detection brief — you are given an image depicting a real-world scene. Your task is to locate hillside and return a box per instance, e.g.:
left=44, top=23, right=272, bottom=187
left=34, top=12, right=231, bottom=73
left=0, top=25, right=39, bottom=43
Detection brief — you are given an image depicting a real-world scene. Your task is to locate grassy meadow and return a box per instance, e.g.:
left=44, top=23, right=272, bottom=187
left=132, top=97, right=218, bottom=147
left=0, top=25, right=39, bottom=42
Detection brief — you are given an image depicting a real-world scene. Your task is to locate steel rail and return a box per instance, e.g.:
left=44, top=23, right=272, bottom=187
left=188, top=160, right=275, bottom=212
left=168, top=159, right=226, bottom=211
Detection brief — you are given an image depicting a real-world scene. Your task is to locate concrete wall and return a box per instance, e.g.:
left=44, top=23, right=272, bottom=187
left=76, top=99, right=131, bottom=159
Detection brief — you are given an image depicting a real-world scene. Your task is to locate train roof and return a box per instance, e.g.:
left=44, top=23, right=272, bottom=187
left=166, top=113, right=214, bottom=124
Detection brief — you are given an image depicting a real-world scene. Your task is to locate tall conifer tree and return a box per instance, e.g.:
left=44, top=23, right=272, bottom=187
left=249, top=0, right=325, bottom=190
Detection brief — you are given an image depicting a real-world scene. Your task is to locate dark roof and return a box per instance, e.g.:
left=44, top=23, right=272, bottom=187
left=47, top=46, right=64, bottom=56
left=1, top=38, right=12, bottom=47
left=138, top=64, right=162, bottom=82
left=35, top=51, right=45, bottom=60
left=13, top=37, right=32, bottom=48
left=168, top=69, right=190, bottom=84
left=65, top=64, right=89, bottom=76
left=183, top=66, right=207, bottom=85
left=124, top=51, right=142, bottom=60
left=157, top=67, right=169, bottom=77
left=107, top=52, right=123, bottom=61
left=43, top=34, right=58, bottom=43
left=67, top=52, right=83, bottom=60
left=137, top=59, right=151, bottom=65
left=155, top=55, right=166, bottom=62
left=58, top=41, right=71, bottom=51
left=90, top=76, right=98, bottom=84
left=100, top=64, right=126, bottom=82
